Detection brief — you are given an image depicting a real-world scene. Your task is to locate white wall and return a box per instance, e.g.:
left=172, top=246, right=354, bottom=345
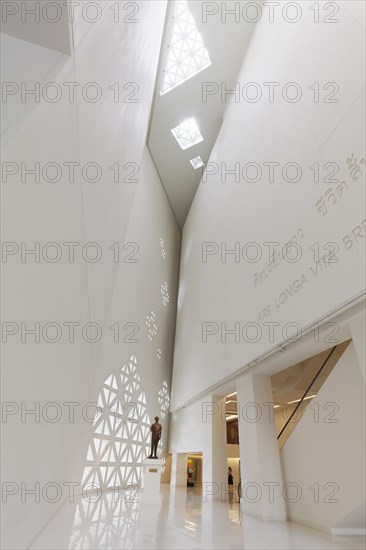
left=171, top=0, right=366, bottom=411
left=170, top=3, right=365, bottom=524
left=281, top=340, right=366, bottom=532
left=0, top=34, right=63, bottom=139
left=170, top=394, right=227, bottom=498
left=169, top=309, right=365, bottom=529
left=77, top=147, right=181, bottom=495
left=1, top=2, right=183, bottom=548
left=1, top=0, right=72, bottom=53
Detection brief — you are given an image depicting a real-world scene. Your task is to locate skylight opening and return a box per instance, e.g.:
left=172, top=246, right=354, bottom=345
left=160, top=0, right=212, bottom=95
left=171, top=118, right=204, bottom=150
left=190, top=156, right=204, bottom=169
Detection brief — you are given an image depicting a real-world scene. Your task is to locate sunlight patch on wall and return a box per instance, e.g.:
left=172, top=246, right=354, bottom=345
left=81, top=354, right=151, bottom=492
left=158, top=380, right=170, bottom=419
left=161, top=282, right=170, bottom=306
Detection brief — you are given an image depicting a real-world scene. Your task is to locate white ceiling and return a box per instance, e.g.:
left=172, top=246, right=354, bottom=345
left=148, top=0, right=259, bottom=229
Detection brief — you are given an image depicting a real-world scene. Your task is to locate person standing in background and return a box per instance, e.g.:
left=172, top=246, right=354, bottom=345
left=228, top=466, right=234, bottom=485
left=228, top=466, right=234, bottom=501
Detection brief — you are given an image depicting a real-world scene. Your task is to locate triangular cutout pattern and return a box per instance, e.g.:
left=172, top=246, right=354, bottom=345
left=161, top=0, right=212, bottom=95
left=158, top=380, right=170, bottom=419
left=81, top=354, right=151, bottom=492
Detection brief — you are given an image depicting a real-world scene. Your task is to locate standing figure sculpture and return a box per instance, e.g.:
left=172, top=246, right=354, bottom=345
left=148, top=416, right=162, bottom=459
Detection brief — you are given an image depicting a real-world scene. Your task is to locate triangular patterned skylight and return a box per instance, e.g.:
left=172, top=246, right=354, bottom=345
left=171, top=118, right=204, bottom=150
left=190, top=156, right=204, bottom=169
left=160, top=0, right=212, bottom=95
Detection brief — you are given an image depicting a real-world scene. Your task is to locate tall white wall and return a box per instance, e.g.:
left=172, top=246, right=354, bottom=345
left=281, top=340, right=366, bottom=532
left=169, top=0, right=365, bottom=532
left=1, top=2, right=183, bottom=549
left=171, top=0, right=366, bottom=411
left=76, top=147, right=181, bottom=495
left=169, top=394, right=227, bottom=500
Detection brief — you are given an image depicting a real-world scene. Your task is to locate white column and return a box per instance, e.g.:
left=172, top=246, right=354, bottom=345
left=170, top=452, right=188, bottom=488
left=202, top=395, right=227, bottom=502
left=161, top=453, right=172, bottom=484
left=237, top=373, right=287, bottom=521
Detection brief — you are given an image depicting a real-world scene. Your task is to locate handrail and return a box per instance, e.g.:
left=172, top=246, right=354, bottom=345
left=277, top=345, right=337, bottom=440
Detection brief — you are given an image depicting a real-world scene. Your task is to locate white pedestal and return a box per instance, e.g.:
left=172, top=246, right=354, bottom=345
left=141, top=459, right=164, bottom=504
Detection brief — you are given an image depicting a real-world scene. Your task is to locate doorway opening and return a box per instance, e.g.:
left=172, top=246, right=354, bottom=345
left=186, top=454, right=202, bottom=488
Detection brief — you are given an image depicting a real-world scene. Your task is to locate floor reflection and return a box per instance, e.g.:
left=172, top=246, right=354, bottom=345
left=184, top=486, right=201, bottom=534
left=69, top=491, right=139, bottom=550
left=30, top=485, right=365, bottom=550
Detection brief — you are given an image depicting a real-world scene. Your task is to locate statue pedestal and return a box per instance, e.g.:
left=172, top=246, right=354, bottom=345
left=141, top=458, right=164, bottom=504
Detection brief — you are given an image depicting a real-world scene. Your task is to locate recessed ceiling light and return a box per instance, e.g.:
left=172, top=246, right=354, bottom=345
left=190, top=156, right=204, bottom=169
left=160, top=0, right=212, bottom=95
left=171, top=118, right=204, bottom=150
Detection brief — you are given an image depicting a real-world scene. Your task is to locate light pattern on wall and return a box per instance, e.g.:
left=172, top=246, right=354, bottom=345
left=81, top=354, right=151, bottom=492
left=160, top=282, right=170, bottom=306
left=146, top=311, right=158, bottom=341
left=160, top=0, right=212, bottom=95
left=158, top=380, right=170, bottom=419
left=157, top=348, right=162, bottom=359
left=160, top=237, right=166, bottom=259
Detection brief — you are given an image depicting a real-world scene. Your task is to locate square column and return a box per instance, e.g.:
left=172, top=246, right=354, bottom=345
left=209, top=395, right=228, bottom=501
left=237, top=373, right=287, bottom=521
left=170, top=452, right=188, bottom=487
left=199, top=395, right=228, bottom=502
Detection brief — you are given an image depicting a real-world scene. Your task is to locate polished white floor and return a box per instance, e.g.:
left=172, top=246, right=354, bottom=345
left=29, top=485, right=365, bottom=550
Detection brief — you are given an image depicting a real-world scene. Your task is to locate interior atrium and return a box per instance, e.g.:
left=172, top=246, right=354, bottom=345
left=1, top=1, right=365, bottom=549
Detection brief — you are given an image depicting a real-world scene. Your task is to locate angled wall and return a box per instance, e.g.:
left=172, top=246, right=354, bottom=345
left=168, top=0, right=365, bottom=533
left=281, top=340, right=366, bottom=532
left=1, top=2, right=183, bottom=549
left=171, top=0, right=365, bottom=411
left=1, top=0, right=72, bottom=53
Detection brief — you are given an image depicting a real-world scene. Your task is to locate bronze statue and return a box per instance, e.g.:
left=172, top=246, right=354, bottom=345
left=148, top=416, right=162, bottom=459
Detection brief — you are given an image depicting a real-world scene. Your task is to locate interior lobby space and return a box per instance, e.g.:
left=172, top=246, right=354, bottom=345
left=28, top=486, right=366, bottom=550
left=1, top=1, right=365, bottom=549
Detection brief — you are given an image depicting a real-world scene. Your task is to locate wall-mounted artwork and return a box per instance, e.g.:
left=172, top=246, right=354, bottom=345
left=227, top=419, right=239, bottom=444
